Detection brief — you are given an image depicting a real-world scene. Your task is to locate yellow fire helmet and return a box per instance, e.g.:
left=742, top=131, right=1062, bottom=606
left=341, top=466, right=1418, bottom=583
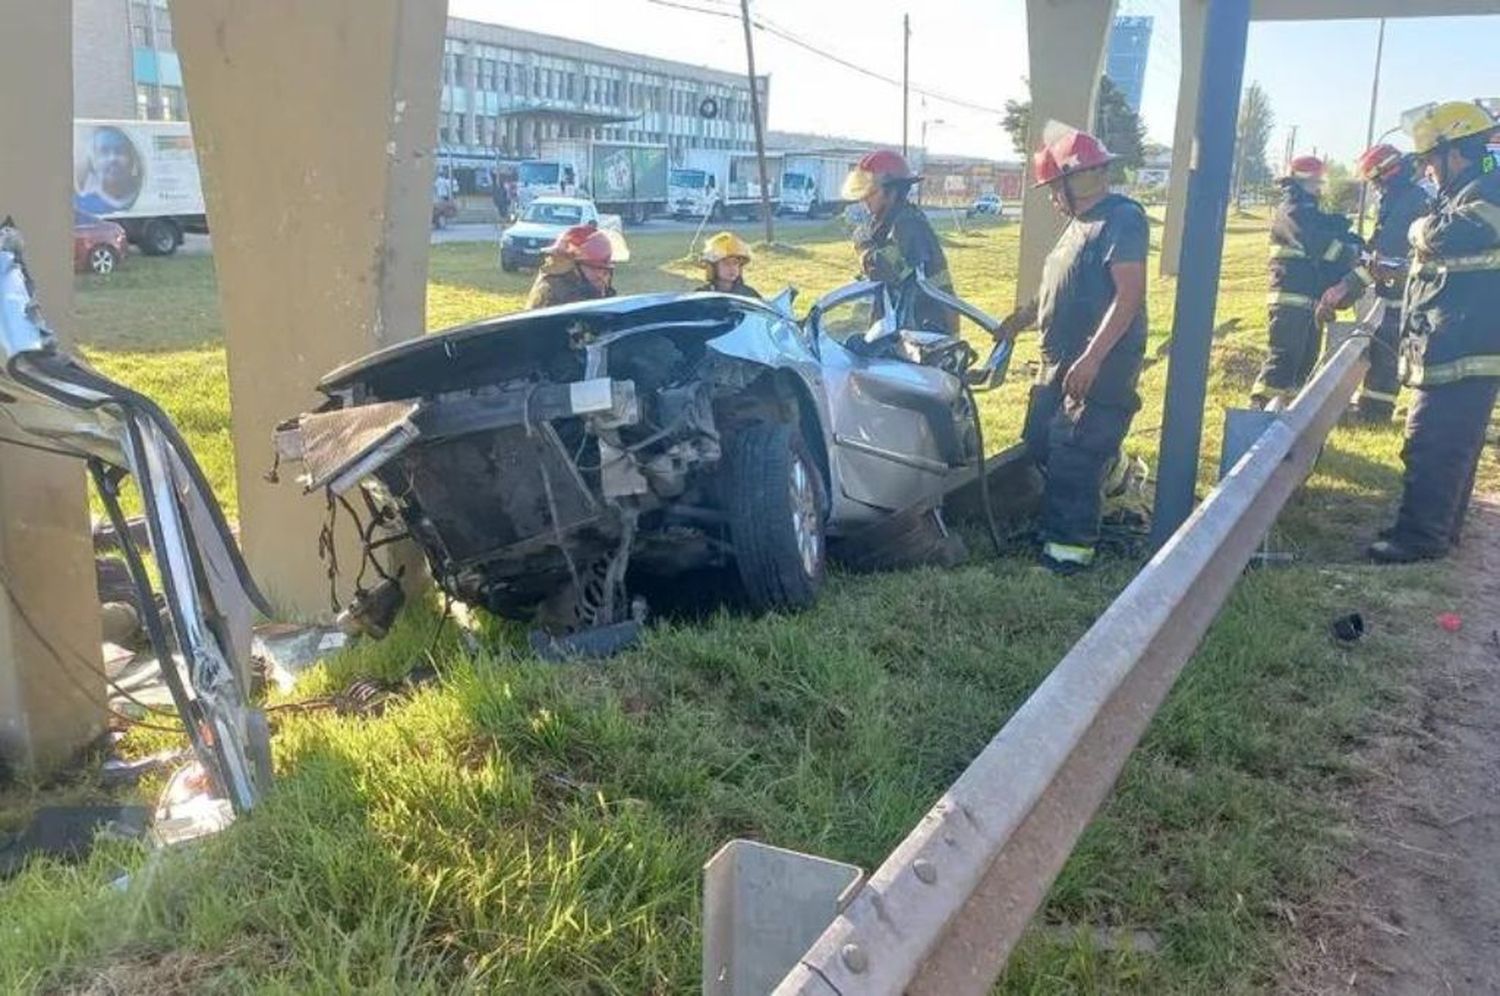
left=702, top=230, right=752, bottom=265
left=1402, top=100, right=1498, bottom=156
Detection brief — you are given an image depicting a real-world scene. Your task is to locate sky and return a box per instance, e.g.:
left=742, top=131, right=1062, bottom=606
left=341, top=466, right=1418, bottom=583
left=448, top=0, right=1500, bottom=167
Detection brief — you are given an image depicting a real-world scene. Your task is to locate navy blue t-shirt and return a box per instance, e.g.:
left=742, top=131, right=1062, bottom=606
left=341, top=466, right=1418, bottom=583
left=1037, top=193, right=1150, bottom=366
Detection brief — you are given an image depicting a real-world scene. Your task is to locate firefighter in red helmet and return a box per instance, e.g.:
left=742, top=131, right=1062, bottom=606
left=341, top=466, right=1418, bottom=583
left=995, top=122, right=1150, bottom=573
left=524, top=225, right=619, bottom=310
left=1251, top=155, right=1362, bottom=406
left=842, top=149, right=959, bottom=333
left=1316, top=143, right=1433, bottom=422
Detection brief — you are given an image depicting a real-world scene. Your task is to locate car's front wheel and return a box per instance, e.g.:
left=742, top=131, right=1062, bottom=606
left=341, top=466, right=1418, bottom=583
left=724, top=422, right=826, bottom=612
left=88, top=244, right=120, bottom=275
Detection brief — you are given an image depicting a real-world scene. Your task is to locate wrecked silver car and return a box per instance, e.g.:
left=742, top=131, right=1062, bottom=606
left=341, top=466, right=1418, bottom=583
left=0, top=222, right=270, bottom=813
left=275, top=278, right=1011, bottom=652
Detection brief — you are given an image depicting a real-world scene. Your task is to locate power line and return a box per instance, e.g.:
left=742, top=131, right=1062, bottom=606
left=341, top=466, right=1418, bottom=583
left=643, top=0, right=1006, bottom=117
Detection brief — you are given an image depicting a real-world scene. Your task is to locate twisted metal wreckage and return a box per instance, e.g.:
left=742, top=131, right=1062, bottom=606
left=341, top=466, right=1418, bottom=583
left=0, top=222, right=270, bottom=814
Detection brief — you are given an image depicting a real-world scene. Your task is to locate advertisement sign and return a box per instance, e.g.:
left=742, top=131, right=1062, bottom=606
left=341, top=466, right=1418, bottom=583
left=74, top=120, right=204, bottom=219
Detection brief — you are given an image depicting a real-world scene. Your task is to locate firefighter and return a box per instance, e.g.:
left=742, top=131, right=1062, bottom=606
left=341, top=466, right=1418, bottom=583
left=841, top=149, right=959, bottom=334
left=996, top=122, right=1149, bottom=573
left=1368, top=100, right=1500, bottom=564
left=524, top=225, right=617, bottom=310
left=1251, top=156, right=1363, bottom=407
left=696, top=231, right=761, bottom=298
left=1317, top=144, right=1433, bottom=422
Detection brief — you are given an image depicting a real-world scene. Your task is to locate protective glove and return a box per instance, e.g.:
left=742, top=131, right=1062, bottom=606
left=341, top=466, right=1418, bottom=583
left=1316, top=281, right=1351, bottom=323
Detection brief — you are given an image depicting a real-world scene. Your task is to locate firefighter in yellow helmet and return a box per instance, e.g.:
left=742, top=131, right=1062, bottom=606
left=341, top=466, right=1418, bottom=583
left=696, top=231, right=761, bottom=299
left=842, top=150, right=959, bottom=334
left=1368, top=100, right=1500, bottom=563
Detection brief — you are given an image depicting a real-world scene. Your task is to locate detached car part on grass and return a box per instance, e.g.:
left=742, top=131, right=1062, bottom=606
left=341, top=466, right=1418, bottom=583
left=0, top=222, right=270, bottom=814
left=274, top=275, right=1012, bottom=653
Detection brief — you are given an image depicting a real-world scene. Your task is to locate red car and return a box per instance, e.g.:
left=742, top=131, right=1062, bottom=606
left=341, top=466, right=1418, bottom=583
left=74, top=210, right=128, bottom=275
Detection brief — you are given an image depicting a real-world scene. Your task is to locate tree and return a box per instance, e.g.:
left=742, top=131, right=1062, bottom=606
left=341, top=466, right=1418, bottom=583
left=999, top=77, right=1146, bottom=182
left=1233, top=82, right=1275, bottom=206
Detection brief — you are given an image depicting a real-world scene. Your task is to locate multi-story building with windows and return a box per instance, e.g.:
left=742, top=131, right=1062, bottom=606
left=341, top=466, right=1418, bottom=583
left=438, top=19, right=768, bottom=167
left=1105, top=15, right=1153, bottom=115
left=74, top=0, right=186, bottom=121
left=72, top=6, right=767, bottom=167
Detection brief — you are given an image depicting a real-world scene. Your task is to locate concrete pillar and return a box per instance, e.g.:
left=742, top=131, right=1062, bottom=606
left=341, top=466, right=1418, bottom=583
left=172, top=0, right=446, bottom=617
left=1018, top=0, right=1119, bottom=304
left=0, top=4, right=107, bottom=773
left=1160, top=0, right=1209, bottom=277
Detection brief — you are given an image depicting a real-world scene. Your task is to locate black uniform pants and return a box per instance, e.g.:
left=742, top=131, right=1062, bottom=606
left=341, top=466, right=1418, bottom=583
left=1254, top=304, right=1322, bottom=401
left=1022, top=374, right=1137, bottom=558
left=1356, top=302, right=1402, bottom=420
left=1391, top=376, right=1500, bottom=553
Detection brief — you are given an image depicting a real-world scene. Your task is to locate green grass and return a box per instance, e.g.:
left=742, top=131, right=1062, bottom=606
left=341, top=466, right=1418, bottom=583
left=2, top=213, right=1480, bottom=992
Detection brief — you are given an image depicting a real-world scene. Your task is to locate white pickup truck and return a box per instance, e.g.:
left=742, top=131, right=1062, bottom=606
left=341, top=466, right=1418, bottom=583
left=498, top=197, right=623, bottom=272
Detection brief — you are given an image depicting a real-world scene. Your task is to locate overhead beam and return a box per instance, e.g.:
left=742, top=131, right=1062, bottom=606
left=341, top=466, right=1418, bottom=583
left=1253, top=0, right=1500, bottom=19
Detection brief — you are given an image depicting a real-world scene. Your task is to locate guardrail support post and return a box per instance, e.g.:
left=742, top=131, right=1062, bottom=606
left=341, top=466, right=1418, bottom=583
left=1149, top=0, right=1252, bottom=546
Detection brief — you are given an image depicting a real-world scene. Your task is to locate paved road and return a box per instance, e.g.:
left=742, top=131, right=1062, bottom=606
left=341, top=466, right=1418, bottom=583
left=174, top=206, right=1011, bottom=255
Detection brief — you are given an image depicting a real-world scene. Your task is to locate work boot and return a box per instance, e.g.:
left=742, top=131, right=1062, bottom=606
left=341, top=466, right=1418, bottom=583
left=1366, top=538, right=1446, bottom=564
left=1353, top=401, right=1396, bottom=425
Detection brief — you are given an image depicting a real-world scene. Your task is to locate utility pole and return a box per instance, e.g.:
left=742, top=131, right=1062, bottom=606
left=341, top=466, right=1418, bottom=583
left=901, top=14, right=910, bottom=158
left=739, top=0, right=774, bottom=243
left=1356, top=17, right=1387, bottom=237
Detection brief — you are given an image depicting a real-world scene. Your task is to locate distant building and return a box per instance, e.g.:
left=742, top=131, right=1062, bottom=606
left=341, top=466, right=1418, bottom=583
left=72, top=5, right=768, bottom=166
left=1106, top=15, right=1153, bottom=115
left=74, top=0, right=185, bottom=120
left=441, top=19, right=768, bottom=167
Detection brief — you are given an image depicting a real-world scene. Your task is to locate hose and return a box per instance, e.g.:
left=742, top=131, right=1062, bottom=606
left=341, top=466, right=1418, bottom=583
left=964, top=383, right=1005, bottom=559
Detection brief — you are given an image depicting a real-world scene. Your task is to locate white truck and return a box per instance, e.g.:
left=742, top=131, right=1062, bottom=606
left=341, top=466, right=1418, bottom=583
left=667, top=150, right=783, bottom=222
left=779, top=153, right=859, bottom=218
left=73, top=119, right=207, bottom=256
left=516, top=139, right=669, bottom=225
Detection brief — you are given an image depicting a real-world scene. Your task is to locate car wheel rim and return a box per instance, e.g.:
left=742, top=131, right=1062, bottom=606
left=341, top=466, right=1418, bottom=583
left=789, top=455, right=822, bottom=578
left=91, top=249, right=114, bottom=274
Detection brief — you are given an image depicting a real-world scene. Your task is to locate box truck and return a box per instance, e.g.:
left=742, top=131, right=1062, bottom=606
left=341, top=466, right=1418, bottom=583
left=780, top=153, right=859, bottom=218
left=667, top=150, right=783, bottom=221
left=73, top=119, right=207, bottom=256
left=516, top=140, right=669, bottom=224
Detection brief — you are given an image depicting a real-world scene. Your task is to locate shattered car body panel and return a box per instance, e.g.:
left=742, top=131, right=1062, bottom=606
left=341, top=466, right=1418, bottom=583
left=0, top=224, right=270, bottom=813
left=278, top=280, right=1012, bottom=635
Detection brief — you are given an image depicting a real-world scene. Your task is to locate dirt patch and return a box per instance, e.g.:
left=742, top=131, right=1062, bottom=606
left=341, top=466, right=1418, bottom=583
left=1290, top=496, right=1500, bottom=995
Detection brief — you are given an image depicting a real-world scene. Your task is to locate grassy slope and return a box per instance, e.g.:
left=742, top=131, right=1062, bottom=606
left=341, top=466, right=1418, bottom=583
left=1, top=215, right=1474, bottom=992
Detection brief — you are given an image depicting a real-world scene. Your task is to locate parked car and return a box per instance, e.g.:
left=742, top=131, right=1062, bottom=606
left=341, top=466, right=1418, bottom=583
left=499, top=196, right=621, bottom=272
left=273, top=277, right=1012, bottom=655
left=966, top=193, right=1003, bottom=218
left=73, top=210, right=128, bottom=275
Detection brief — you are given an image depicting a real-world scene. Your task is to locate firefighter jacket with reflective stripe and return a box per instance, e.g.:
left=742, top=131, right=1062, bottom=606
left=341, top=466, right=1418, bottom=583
left=1268, top=183, right=1361, bottom=307
left=1400, top=160, right=1500, bottom=387
left=1350, top=177, right=1433, bottom=300
left=858, top=200, right=958, bottom=333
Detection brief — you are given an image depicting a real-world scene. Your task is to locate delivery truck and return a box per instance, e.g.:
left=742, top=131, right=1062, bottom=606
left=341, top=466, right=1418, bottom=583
left=516, top=140, right=669, bottom=224
left=667, top=149, right=783, bottom=221
left=73, top=119, right=207, bottom=256
left=780, top=153, right=859, bottom=218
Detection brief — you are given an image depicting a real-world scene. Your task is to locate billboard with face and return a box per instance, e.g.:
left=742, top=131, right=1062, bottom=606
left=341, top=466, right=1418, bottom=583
left=73, top=121, right=204, bottom=219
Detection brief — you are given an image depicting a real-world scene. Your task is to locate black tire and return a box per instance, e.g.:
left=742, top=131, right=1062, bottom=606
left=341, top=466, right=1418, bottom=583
left=500, top=254, right=518, bottom=273
left=140, top=218, right=179, bottom=256
left=87, top=244, right=120, bottom=275
left=709, top=201, right=725, bottom=223
left=723, top=422, right=826, bottom=612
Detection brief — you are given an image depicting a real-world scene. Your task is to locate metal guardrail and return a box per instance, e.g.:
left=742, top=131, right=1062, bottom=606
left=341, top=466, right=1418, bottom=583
left=772, top=334, right=1370, bottom=995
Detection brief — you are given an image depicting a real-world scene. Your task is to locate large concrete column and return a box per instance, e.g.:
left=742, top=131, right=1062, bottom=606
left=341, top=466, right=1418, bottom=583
left=0, top=4, right=107, bottom=773
left=1159, top=0, right=1209, bottom=277
left=173, top=0, right=447, bottom=616
left=1017, top=0, right=1118, bottom=304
